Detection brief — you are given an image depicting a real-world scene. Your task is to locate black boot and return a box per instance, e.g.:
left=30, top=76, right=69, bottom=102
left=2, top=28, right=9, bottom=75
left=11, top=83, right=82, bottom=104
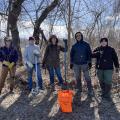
left=103, top=83, right=112, bottom=101
left=9, top=77, right=15, bottom=94
left=76, top=79, right=82, bottom=92
left=87, top=81, right=94, bottom=97
left=99, top=81, right=105, bottom=98
left=74, top=90, right=81, bottom=106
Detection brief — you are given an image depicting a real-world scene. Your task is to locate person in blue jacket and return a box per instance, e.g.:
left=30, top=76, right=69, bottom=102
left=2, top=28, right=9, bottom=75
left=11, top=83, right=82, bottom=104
left=70, top=32, right=93, bottom=98
left=0, top=37, right=18, bottom=94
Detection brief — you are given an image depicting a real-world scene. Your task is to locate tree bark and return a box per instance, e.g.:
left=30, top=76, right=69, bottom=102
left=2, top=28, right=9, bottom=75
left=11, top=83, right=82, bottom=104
left=33, top=0, right=60, bottom=44
left=8, top=0, right=25, bottom=65
left=67, top=0, right=72, bottom=75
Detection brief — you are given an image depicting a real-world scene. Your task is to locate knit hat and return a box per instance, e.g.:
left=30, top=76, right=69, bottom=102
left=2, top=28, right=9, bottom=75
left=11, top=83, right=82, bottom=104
left=100, top=38, right=108, bottom=43
left=29, top=37, right=35, bottom=41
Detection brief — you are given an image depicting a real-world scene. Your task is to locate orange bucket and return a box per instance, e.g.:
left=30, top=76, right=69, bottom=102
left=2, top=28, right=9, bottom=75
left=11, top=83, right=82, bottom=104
left=58, top=90, right=73, bottom=113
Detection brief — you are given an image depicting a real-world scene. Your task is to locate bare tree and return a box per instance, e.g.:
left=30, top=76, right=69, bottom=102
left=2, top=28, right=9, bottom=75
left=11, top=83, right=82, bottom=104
left=8, top=0, right=25, bottom=64
left=33, top=0, right=60, bottom=44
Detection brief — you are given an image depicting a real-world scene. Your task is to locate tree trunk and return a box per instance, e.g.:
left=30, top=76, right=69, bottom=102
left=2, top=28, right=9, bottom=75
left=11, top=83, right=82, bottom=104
left=8, top=0, right=25, bottom=65
left=33, top=0, right=60, bottom=44
left=7, top=0, right=12, bottom=36
left=67, top=0, right=72, bottom=75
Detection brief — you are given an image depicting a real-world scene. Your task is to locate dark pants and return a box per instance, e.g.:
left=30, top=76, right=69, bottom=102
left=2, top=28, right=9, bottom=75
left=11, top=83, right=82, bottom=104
left=73, top=64, right=93, bottom=94
left=97, top=70, right=113, bottom=98
left=48, top=66, right=63, bottom=85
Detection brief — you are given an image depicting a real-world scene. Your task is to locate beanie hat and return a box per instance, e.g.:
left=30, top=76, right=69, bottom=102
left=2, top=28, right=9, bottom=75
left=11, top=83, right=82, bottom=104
left=29, top=37, right=35, bottom=41
left=100, top=38, right=108, bottom=43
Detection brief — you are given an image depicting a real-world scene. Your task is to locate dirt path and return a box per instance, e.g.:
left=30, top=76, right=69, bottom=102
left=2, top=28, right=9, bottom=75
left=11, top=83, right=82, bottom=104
left=0, top=64, right=120, bottom=120
left=0, top=88, right=120, bottom=120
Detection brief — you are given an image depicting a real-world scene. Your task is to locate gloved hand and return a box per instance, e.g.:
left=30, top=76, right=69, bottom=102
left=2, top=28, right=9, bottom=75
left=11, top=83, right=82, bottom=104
left=9, top=62, right=15, bottom=70
left=3, top=61, right=10, bottom=67
left=33, top=50, right=40, bottom=56
left=63, top=39, right=68, bottom=52
left=42, top=63, right=46, bottom=69
left=66, top=79, right=72, bottom=83
left=88, top=63, right=92, bottom=69
left=26, top=61, right=33, bottom=68
left=63, top=39, right=67, bottom=46
left=115, top=68, right=119, bottom=73
left=70, top=64, right=73, bottom=69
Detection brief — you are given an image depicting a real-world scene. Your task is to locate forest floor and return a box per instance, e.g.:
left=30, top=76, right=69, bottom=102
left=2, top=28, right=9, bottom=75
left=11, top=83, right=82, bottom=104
left=0, top=65, right=120, bottom=120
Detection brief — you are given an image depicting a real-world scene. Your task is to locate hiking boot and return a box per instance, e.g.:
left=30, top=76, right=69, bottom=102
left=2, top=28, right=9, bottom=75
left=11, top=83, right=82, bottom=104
left=88, top=90, right=94, bottom=97
left=48, top=84, right=55, bottom=91
left=102, top=83, right=112, bottom=102
left=74, top=101, right=81, bottom=106
left=10, top=87, right=13, bottom=93
left=74, top=91, right=81, bottom=106
left=75, top=90, right=81, bottom=99
left=39, top=87, right=44, bottom=90
left=58, top=83, right=66, bottom=90
left=102, top=95, right=112, bottom=102
left=58, top=83, right=65, bottom=88
left=9, top=90, right=14, bottom=94
left=38, top=87, right=45, bottom=93
left=25, top=86, right=32, bottom=94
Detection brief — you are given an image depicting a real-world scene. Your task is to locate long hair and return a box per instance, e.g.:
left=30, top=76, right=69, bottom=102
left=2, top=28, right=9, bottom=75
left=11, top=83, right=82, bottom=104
left=49, top=35, right=58, bottom=45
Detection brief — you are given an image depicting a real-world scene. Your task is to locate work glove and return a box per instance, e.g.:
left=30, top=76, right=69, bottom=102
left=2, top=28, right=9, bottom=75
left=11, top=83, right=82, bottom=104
left=26, top=61, right=33, bottom=68
left=8, top=62, right=15, bottom=70
left=3, top=61, right=10, bottom=67
left=63, top=39, right=68, bottom=52
left=42, top=62, right=46, bottom=69
left=70, top=64, right=73, bottom=69
left=33, top=50, right=40, bottom=56
left=63, top=39, right=67, bottom=47
left=115, top=68, right=119, bottom=73
left=88, top=62, right=92, bottom=69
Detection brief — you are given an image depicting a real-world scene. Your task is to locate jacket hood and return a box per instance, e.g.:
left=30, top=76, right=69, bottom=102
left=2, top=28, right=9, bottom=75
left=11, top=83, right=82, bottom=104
left=75, top=32, right=83, bottom=42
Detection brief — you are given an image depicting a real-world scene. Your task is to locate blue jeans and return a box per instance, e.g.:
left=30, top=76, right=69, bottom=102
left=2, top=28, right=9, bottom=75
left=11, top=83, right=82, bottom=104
left=27, top=63, right=43, bottom=90
left=48, top=67, right=63, bottom=85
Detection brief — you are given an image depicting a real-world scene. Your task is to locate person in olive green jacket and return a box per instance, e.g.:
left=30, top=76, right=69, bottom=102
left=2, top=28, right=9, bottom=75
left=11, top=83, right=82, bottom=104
left=42, top=35, right=67, bottom=90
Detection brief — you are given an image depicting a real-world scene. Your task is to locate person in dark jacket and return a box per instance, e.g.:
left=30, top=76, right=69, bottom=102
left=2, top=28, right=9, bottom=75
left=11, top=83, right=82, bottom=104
left=42, top=35, right=67, bottom=90
left=92, top=38, right=119, bottom=101
left=70, top=32, right=93, bottom=98
left=0, top=37, right=18, bottom=94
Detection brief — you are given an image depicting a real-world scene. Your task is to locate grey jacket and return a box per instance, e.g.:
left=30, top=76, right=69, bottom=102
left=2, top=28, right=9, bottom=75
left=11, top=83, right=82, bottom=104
left=24, top=44, right=41, bottom=64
